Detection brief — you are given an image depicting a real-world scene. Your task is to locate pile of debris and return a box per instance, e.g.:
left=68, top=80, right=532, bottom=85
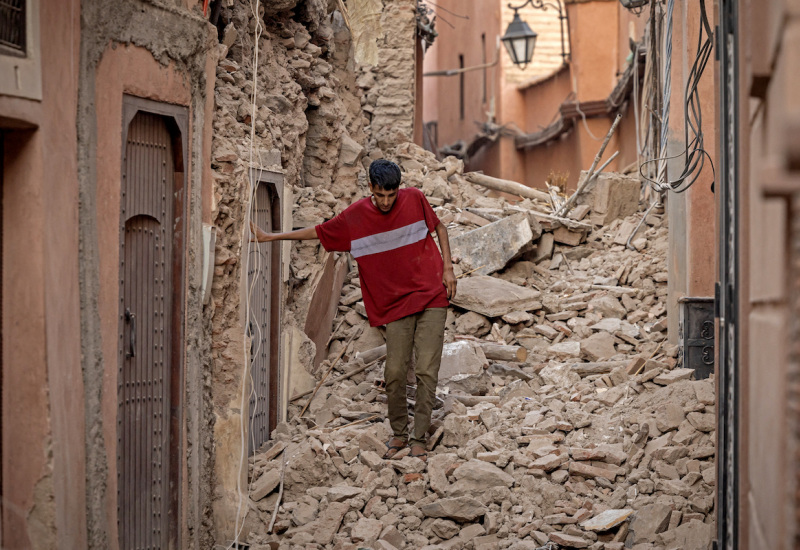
left=241, top=145, right=714, bottom=550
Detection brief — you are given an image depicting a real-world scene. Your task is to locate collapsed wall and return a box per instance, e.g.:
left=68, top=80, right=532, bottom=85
left=237, top=145, right=715, bottom=550
left=207, top=0, right=419, bottom=542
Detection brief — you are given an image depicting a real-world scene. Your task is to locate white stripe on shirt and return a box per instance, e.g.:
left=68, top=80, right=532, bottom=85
left=350, top=220, right=429, bottom=259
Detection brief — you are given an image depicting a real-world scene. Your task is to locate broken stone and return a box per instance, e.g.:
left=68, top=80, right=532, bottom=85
left=450, top=213, right=534, bottom=275
left=581, top=332, right=617, bottom=361
left=533, top=232, right=555, bottom=263
left=686, top=411, right=715, bottom=432
left=251, top=469, right=281, bottom=501
left=553, top=226, right=587, bottom=247
left=653, top=368, right=694, bottom=385
left=549, top=531, right=591, bottom=548
left=576, top=170, right=640, bottom=226
left=589, top=318, right=622, bottom=332
left=455, top=311, right=491, bottom=336
left=439, top=341, right=489, bottom=380
left=548, top=341, right=581, bottom=358
left=588, top=295, right=627, bottom=319
left=451, top=276, right=542, bottom=318
left=580, top=509, right=634, bottom=531
left=327, top=486, right=363, bottom=502
left=351, top=517, right=384, bottom=545
left=628, top=503, right=672, bottom=544
left=419, top=497, right=487, bottom=522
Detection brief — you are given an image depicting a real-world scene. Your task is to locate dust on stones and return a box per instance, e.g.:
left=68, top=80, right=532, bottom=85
left=236, top=140, right=715, bottom=550
left=205, top=4, right=712, bottom=549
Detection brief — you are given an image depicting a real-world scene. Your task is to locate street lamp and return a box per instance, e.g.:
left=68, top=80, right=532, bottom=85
left=501, top=0, right=569, bottom=69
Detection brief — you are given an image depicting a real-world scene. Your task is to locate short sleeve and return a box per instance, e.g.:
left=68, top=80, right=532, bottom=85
left=417, top=189, right=441, bottom=233
left=315, top=211, right=351, bottom=252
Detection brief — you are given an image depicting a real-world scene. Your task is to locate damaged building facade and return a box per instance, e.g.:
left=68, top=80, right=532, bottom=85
left=3, top=0, right=800, bottom=549
left=0, top=0, right=421, bottom=547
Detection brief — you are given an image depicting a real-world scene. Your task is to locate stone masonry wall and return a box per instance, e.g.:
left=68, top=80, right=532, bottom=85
left=207, top=0, right=419, bottom=542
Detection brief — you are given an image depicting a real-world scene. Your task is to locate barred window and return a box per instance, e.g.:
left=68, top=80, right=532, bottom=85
left=0, top=0, right=26, bottom=56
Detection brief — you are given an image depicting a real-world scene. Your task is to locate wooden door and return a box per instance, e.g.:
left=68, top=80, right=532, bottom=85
left=118, top=111, right=174, bottom=549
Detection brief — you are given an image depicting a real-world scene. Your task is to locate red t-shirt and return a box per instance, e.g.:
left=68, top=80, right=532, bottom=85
left=315, top=187, right=449, bottom=326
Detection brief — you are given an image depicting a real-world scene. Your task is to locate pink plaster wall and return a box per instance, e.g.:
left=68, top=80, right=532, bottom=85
left=0, top=0, right=85, bottom=546
left=420, top=0, right=501, bottom=166
left=94, top=43, right=194, bottom=549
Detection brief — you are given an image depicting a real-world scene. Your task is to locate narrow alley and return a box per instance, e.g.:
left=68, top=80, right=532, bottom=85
left=0, top=1, right=797, bottom=550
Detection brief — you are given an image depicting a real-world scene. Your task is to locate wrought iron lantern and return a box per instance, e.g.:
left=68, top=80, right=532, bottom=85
left=502, top=0, right=568, bottom=69
left=501, top=12, right=538, bottom=68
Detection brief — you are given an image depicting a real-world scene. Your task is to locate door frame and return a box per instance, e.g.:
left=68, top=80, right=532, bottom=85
left=247, top=168, right=284, bottom=443
left=119, top=95, right=188, bottom=548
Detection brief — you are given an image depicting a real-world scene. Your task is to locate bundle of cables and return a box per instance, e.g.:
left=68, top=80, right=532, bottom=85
left=639, top=0, right=715, bottom=194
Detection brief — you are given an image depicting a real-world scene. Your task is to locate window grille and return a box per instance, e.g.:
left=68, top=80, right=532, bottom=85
left=0, top=0, right=26, bottom=55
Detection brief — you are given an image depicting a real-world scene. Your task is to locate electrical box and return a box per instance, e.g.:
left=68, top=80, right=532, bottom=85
left=678, top=297, right=714, bottom=379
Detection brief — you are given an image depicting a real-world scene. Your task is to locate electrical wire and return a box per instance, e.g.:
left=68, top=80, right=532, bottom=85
left=230, top=1, right=264, bottom=547
left=638, top=0, right=716, bottom=194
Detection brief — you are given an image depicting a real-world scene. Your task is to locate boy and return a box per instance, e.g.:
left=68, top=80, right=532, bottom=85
left=251, top=159, right=456, bottom=461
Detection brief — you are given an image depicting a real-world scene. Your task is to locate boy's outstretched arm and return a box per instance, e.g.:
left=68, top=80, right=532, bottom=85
left=250, top=221, right=318, bottom=243
left=434, top=222, right=457, bottom=299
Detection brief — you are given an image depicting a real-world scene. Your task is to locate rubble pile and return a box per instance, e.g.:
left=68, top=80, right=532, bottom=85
left=242, top=145, right=714, bottom=550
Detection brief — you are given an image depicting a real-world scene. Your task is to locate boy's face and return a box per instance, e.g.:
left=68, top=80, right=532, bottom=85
left=368, top=182, right=398, bottom=214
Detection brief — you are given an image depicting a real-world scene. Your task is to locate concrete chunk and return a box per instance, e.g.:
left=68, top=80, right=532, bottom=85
left=450, top=213, right=533, bottom=275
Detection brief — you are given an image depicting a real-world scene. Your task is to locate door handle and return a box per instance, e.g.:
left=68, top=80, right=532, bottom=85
left=125, top=308, right=136, bottom=358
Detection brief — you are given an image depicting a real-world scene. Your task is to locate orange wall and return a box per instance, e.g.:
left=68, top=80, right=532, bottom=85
left=0, top=0, right=85, bottom=547
left=421, top=0, right=502, bottom=168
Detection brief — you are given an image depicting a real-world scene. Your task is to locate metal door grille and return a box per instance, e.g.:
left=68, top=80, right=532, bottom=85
left=247, top=183, right=272, bottom=455
left=118, top=112, right=173, bottom=550
left=0, top=0, right=25, bottom=54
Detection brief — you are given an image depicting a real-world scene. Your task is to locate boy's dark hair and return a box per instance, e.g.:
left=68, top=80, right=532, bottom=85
left=368, top=159, right=402, bottom=190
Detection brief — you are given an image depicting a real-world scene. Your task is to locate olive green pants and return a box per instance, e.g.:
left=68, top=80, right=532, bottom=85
left=384, top=307, right=447, bottom=447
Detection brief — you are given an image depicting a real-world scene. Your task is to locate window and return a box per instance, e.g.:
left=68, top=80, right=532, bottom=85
left=0, top=0, right=40, bottom=100
left=0, top=0, right=26, bottom=56
left=481, top=34, right=487, bottom=104
left=459, top=54, right=465, bottom=121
